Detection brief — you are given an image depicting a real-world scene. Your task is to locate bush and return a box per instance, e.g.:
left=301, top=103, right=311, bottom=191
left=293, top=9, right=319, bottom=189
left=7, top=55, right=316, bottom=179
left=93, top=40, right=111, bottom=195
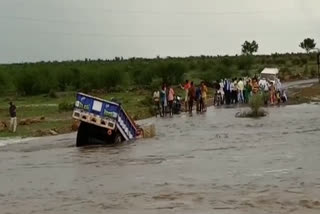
left=200, top=61, right=212, bottom=71
left=303, top=64, right=309, bottom=77
left=237, top=55, right=254, bottom=70
left=15, top=70, right=37, bottom=95
left=0, top=71, right=8, bottom=94
left=249, top=94, right=264, bottom=117
left=156, top=62, right=186, bottom=85
left=275, top=58, right=286, bottom=65
left=310, top=67, right=317, bottom=77
left=58, top=101, right=74, bottom=112
left=300, top=56, right=308, bottom=65
left=280, top=67, right=292, bottom=75
left=189, top=62, right=197, bottom=70
left=99, top=68, right=125, bottom=90
left=150, top=78, right=163, bottom=91
left=48, top=89, right=58, bottom=98
left=131, top=66, right=155, bottom=85
left=200, top=64, right=234, bottom=82
left=291, top=57, right=300, bottom=65
left=140, top=96, right=153, bottom=106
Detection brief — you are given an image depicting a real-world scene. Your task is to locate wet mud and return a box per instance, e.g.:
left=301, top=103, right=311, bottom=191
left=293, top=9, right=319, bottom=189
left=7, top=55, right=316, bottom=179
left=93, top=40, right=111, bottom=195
left=1, top=103, right=320, bottom=214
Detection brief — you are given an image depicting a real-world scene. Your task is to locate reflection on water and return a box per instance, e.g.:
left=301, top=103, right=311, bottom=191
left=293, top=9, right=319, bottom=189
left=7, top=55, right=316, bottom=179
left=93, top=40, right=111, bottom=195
left=1, top=104, right=320, bottom=214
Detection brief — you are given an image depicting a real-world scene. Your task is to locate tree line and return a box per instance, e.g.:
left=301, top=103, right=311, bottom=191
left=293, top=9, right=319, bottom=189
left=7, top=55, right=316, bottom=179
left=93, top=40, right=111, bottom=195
left=0, top=38, right=318, bottom=96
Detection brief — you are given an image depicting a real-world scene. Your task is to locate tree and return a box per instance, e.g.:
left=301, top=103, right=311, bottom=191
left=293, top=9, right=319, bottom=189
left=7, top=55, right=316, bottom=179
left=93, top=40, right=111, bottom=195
left=241, top=40, right=259, bottom=55
left=299, top=38, right=316, bottom=53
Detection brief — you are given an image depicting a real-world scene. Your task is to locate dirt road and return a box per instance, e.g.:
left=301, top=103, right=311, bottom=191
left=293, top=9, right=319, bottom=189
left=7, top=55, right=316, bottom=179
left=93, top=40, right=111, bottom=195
left=1, top=102, right=320, bottom=214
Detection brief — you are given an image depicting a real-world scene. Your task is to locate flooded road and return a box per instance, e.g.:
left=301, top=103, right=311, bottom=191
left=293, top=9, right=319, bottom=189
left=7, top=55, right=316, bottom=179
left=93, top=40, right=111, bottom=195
left=1, top=103, right=320, bottom=214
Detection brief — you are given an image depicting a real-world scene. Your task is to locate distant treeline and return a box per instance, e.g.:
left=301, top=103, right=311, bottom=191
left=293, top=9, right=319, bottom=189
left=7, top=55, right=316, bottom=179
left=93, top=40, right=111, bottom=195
left=0, top=53, right=318, bottom=95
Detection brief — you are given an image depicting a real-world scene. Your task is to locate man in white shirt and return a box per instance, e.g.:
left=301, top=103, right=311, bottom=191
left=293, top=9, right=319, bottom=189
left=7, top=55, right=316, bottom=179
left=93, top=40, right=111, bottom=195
left=237, top=78, right=244, bottom=103
left=153, top=90, right=160, bottom=116
left=219, top=80, right=225, bottom=104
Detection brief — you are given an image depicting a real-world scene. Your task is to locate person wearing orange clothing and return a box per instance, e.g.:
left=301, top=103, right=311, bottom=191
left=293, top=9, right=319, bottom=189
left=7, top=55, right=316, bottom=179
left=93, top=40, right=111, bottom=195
left=180, top=80, right=190, bottom=112
left=200, top=81, right=208, bottom=112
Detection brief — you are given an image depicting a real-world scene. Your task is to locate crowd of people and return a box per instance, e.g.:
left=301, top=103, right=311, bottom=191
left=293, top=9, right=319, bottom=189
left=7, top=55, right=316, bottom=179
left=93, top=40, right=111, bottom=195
left=214, top=77, right=287, bottom=106
left=181, top=80, right=208, bottom=114
left=152, top=76, right=288, bottom=117
left=152, top=83, right=176, bottom=117
left=153, top=80, right=208, bottom=117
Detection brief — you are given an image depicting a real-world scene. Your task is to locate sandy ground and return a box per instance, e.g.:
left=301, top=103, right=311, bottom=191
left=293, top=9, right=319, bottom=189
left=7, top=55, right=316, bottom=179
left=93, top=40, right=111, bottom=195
left=1, top=102, right=320, bottom=214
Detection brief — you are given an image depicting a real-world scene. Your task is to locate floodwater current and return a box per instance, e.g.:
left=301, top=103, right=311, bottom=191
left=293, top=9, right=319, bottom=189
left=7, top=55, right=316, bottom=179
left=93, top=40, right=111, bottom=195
left=1, top=103, right=320, bottom=214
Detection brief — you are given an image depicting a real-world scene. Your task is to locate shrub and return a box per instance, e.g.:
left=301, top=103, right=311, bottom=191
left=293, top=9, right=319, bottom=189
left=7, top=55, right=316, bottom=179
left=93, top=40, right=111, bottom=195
left=56, top=69, right=73, bottom=91
left=58, top=101, right=74, bottom=112
left=249, top=94, right=264, bottom=117
left=200, top=64, right=234, bottom=82
left=99, top=68, right=125, bottom=90
left=310, top=67, right=317, bottom=77
left=275, top=58, right=286, bottom=65
left=291, top=57, right=300, bottom=65
left=303, top=64, right=309, bottom=77
left=0, top=71, right=8, bottom=94
left=140, top=96, right=153, bottom=106
left=300, top=57, right=308, bottom=65
left=15, top=70, right=37, bottom=95
left=237, top=55, right=254, bottom=70
left=189, top=62, right=197, bottom=70
left=200, top=61, right=212, bottom=71
left=156, top=62, right=186, bottom=85
left=48, top=89, right=58, bottom=98
left=131, top=66, right=155, bottom=85
left=150, top=78, right=163, bottom=91
left=280, top=67, right=292, bottom=75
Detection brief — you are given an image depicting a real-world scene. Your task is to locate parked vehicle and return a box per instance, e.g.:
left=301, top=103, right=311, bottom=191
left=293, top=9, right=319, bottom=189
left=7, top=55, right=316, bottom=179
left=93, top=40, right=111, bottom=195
left=260, top=68, right=279, bottom=84
left=172, top=95, right=182, bottom=114
left=72, top=93, right=140, bottom=147
left=214, top=91, right=222, bottom=106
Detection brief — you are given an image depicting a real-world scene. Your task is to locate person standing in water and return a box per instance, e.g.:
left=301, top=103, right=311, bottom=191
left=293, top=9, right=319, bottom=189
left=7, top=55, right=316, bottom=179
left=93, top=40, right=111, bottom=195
left=167, top=85, right=175, bottom=117
left=9, top=102, right=17, bottom=133
left=153, top=89, right=160, bottom=117
left=160, top=84, right=167, bottom=117
left=201, top=81, right=208, bottom=112
left=181, top=80, right=190, bottom=112
left=195, top=84, right=202, bottom=113
left=188, top=82, right=196, bottom=115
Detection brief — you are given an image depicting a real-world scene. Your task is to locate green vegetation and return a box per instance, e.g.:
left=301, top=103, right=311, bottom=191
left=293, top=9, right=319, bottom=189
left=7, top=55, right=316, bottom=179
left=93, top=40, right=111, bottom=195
left=236, top=93, right=266, bottom=118
left=249, top=94, right=265, bottom=117
left=0, top=52, right=318, bottom=97
left=0, top=50, right=319, bottom=137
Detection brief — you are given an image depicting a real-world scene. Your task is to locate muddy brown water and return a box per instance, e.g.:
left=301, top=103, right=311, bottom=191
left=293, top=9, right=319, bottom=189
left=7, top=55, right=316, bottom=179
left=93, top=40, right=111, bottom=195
left=1, top=103, right=320, bottom=214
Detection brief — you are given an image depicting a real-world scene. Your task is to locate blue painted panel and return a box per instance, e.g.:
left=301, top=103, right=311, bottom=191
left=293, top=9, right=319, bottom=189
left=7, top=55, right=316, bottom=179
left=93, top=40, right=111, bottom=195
left=75, top=93, right=137, bottom=139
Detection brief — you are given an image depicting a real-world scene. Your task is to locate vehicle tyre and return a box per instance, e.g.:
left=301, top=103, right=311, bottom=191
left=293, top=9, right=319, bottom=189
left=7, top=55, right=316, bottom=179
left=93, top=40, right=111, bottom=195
left=76, top=122, right=89, bottom=147
left=114, top=132, right=123, bottom=144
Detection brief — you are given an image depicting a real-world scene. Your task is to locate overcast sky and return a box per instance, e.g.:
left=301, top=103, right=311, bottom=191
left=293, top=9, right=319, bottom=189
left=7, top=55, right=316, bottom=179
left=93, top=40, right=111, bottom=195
left=0, top=0, right=319, bottom=63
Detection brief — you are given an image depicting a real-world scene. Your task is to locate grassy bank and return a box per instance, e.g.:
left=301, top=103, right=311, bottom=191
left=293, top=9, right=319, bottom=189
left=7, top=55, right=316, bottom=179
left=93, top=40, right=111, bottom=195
left=287, top=83, right=320, bottom=104
left=0, top=91, right=151, bottom=138
left=0, top=86, right=213, bottom=138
